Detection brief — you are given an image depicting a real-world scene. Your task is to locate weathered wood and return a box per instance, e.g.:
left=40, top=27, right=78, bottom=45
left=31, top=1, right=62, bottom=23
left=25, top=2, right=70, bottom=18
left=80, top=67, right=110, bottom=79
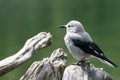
left=0, top=31, right=114, bottom=80
left=20, top=48, right=67, bottom=80
left=62, top=61, right=114, bottom=80
left=0, top=32, right=52, bottom=77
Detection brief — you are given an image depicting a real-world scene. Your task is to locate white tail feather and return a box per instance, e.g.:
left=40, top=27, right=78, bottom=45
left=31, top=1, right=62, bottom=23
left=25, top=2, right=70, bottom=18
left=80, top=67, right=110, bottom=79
left=99, top=58, right=114, bottom=67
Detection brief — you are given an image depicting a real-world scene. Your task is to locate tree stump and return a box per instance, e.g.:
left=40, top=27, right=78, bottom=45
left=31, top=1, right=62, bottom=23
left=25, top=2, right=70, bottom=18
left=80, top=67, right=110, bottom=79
left=20, top=48, right=114, bottom=80
left=20, top=48, right=67, bottom=80
left=62, top=61, right=114, bottom=80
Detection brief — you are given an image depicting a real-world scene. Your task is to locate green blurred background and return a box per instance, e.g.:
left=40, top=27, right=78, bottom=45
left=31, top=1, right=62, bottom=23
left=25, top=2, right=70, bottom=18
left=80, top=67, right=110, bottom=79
left=0, top=0, right=120, bottom=80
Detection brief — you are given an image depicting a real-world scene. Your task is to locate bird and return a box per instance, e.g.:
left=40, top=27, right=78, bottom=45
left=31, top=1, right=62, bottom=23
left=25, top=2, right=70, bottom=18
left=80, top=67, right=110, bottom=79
left=59, top=20, right=118, bottom=67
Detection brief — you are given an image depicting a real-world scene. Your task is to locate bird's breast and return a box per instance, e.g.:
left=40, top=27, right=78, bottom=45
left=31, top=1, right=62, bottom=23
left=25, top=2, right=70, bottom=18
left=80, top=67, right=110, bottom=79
left=64, top=34, right=90, bottom=60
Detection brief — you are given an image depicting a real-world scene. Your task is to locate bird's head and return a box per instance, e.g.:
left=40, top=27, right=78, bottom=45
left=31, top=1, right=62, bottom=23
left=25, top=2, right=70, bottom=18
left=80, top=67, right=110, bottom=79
left=59, top=20, right=85, bottom=33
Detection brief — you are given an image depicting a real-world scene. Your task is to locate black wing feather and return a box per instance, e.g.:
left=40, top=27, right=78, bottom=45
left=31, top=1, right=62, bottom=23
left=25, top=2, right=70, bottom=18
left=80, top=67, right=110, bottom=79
left=72, top=39, right=118, bottom=67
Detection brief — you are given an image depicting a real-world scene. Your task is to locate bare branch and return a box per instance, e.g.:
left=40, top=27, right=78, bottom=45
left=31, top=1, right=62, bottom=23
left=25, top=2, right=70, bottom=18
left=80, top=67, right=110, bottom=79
left=0, top=32, right=52, bottom=77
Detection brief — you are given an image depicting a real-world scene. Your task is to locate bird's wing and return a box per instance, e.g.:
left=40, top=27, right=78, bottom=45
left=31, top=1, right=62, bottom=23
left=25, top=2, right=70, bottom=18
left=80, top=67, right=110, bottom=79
left=72, top=38, right=118, bottom=67
left=72, top=38, right=104, bottom=58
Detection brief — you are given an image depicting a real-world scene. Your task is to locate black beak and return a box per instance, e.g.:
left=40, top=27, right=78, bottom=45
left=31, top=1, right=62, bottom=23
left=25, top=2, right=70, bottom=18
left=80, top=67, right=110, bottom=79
left=58, top=25, right=66, bottom=28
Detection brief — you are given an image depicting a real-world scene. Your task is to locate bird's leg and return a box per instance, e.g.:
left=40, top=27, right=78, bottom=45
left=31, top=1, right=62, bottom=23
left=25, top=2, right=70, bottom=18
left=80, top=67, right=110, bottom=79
left=77, top=58, right=86, bottom=65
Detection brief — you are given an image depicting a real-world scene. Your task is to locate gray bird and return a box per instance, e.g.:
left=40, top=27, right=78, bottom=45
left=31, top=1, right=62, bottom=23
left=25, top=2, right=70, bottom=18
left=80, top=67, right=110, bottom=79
left=59, top=20, right=117, bottom=67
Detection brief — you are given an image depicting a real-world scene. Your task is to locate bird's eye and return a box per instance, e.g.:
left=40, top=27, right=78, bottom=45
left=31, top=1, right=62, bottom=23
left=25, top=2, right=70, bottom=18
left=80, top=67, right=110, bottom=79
left=68, top=25, right=71, bottom=27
